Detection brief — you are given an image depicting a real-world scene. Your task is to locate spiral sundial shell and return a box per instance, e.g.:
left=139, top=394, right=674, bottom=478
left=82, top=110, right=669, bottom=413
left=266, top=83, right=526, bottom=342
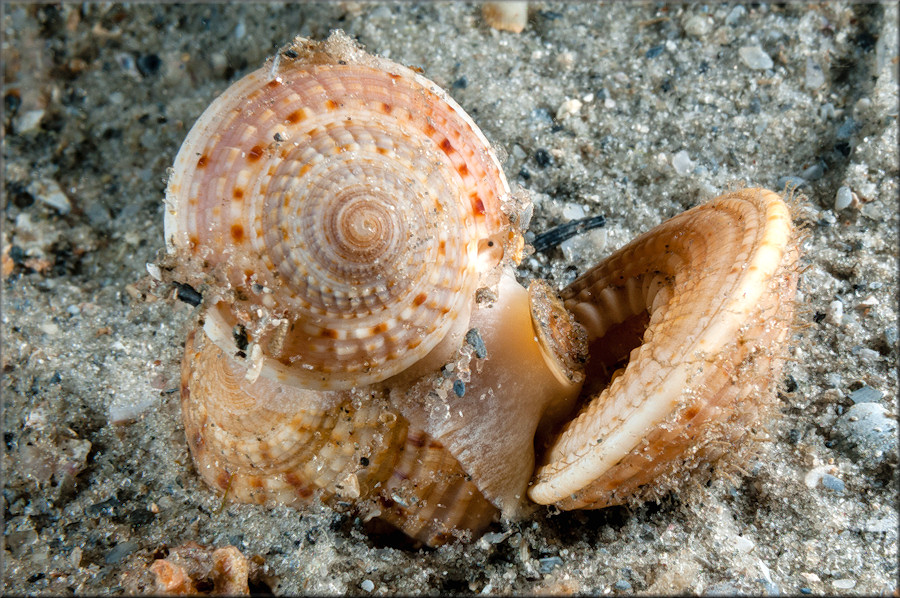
left=165, top=33, right=511, bottom=390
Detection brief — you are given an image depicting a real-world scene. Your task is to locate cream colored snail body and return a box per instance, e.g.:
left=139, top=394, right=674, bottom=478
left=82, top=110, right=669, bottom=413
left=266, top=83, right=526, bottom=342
left=163, top=32, right=800, bottom=546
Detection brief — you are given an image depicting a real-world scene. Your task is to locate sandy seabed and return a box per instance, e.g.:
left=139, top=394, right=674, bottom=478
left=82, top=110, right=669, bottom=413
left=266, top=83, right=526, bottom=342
left=2, top=2, right=897, bottom=595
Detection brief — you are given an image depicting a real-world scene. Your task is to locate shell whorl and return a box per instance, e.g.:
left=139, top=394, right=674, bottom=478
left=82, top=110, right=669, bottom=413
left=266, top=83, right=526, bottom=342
left=529, top=188, right=799, bottom=509
left=165, top=33, right=512, bottom=390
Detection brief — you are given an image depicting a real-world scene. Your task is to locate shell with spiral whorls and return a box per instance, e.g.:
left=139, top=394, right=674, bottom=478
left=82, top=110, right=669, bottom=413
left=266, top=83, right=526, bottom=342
left=166, top=31, right=587, bottom=546
left=164, top=32, right=517, bottom=392
left=163, top=29, right=802, bottom=548
left=529, top=188, right=801, bottom=511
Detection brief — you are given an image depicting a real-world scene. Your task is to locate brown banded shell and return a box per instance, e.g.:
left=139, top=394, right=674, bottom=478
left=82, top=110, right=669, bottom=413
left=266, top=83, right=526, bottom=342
left=529, top=188, right=800, bottom=509
left=181, top=327, right=498, bottom=545
left=165, top=32, right=802, bottom=548
left=169, top=32, right=586, bottom=546
left=165, top=32, right=513, bottom=391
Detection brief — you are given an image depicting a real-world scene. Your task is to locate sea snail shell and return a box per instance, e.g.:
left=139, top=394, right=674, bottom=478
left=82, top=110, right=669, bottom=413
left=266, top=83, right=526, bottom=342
left=164, top=32, right=800, bottom=545
left=166, top=31, right=585, bottom=545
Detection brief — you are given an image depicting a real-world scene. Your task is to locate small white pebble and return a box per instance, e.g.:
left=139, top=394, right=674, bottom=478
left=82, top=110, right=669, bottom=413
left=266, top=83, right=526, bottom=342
left=732, top=535, right=755, bottom=553
left=684, top=15, right=712, bottom=37
left=834, top=186, right=853, bottom=211
left=857, top=295, right=879, bottom=308
left=805, top=57, right=826, bottom=89
left=555, top=98, right=582, bottom=120
left=108, top=394, right=157, bottom=425
left=244, top=344, right=264, bottom=383
left=826, top=299, right=844, bottom=325
left=561, top=203, right=586, bottom=220
left=16, top=109, right=45, bottom=133
left=832, top=579, right=856, bottom=590
left=604, top=97, right=616, bottom=109
left=40, top=322, right=60, bottom=336
left=858, top=181, right=877, bottom=200
left=28, top=178, right=72, bottom=214
left=582, top=92, right=594, bottom=103
left=803, top=465, right=833, bottom=488
left=146, top=262, right=162, bottom=280
left=672, top=150, right=695, bottom=176
left=739, top=46, right=774, bottom=70
left=360, top=579, right=375, bottom=592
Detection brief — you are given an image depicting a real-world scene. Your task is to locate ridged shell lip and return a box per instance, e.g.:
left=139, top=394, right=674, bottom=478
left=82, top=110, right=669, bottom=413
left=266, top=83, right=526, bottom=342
left=529, top=188, right=797, bottom=506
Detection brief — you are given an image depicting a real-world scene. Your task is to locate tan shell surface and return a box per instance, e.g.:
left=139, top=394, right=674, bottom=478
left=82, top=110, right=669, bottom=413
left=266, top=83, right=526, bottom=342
left=165, top=33, right=511, bottom=390
left=181, top=327, right=497, bottom=546
left=529, top=188, right=800, bottom=509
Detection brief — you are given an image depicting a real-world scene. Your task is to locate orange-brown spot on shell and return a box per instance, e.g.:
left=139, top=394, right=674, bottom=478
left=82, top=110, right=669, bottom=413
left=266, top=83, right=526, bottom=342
left=197, top=154, right=209, bottom=168
left=413, top=293, right=428, bottom=307
left=321, top=328, right=340, bottom=340
left=376, top=147, right=389, bottom=155
left=217, top=471, right=232, bottom=491
left=286, top=109, right=304, bottom=124
left=284, top=473, right=313, bottom=498
left=473, top=197, right=486, bottom=216
left=682, top=403, right=703, bottom=421
left=325, top=99, right=338, bottom=110
left=231, top=224, right=245, bottom=242
left=439, top=138, right=453, bottom=153
left=265, top=80, right=281, bottom=89
left=247, top=145, right=264, bottom=162
left=372, top=322, right=389, bottom=334
left=424, top=123, right=436, bottom=136
left=233, top=188, right=244, bottom=200
left=438, top=241, right=446, bottom=256
left=380, top=102, right=392, bottom=114
left=457, top=163, right=469, bottom=176
left=299, top=164, right=312, bottom=176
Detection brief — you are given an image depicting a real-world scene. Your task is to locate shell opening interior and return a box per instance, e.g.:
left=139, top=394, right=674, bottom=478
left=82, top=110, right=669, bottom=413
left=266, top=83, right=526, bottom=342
left=580, top=310, right=651, bottom=400
left=542, top=276, right=659, bottom=452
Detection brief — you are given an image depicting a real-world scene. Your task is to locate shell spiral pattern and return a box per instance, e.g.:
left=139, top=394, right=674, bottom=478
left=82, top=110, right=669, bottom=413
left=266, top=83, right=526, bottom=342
left=530, top=188, right=800, bottom=510
left=164, top=32, right=801, bottom=547
left=165, top=34, right=511, bottom=390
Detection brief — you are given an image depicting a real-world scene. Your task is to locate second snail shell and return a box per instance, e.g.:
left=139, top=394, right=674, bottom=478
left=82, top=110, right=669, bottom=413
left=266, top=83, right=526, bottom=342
left=164, top=32, right=801, bottom=546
